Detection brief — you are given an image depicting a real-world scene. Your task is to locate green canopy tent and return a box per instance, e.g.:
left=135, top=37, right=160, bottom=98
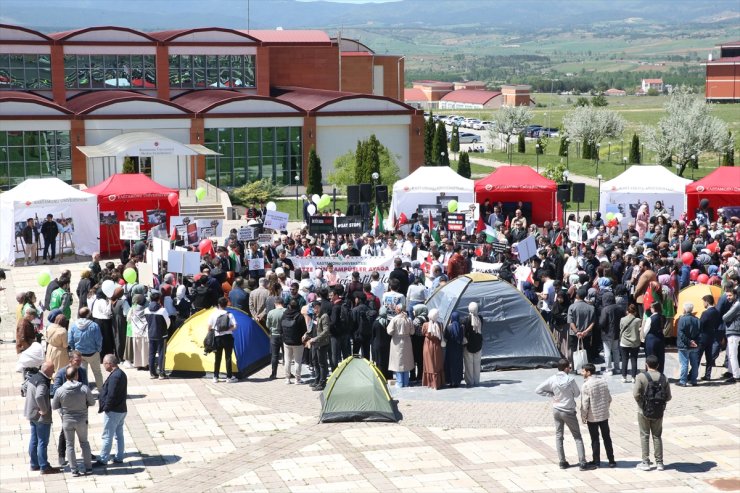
left=319, top=356, right=398, bottom=423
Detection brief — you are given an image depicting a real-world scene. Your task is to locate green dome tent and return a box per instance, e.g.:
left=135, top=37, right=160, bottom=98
left=425, top=273, right=560, bottom=370
left=319, top=356, right=398, bottom=423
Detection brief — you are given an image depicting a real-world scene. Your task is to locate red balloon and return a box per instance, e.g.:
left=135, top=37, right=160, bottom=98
left=608, top=219, right=618, bottom=228
left=168, top=192, right=179, bottom=207
left=708, top=276, right=721, bottom=285
left=697, top=274, right=709, bottom=284
left=681, top=252, right=694, bottom=266
left=399, top=213, right=408, bottom=225
left=199, top=239, right=214, bottom=257
left=689, top=269, right=700, bottom=281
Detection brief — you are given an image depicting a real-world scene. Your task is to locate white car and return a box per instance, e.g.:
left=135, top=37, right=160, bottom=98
left=464, top=119, right=480, bottom=128
left=474, top=121, right=492, bottom=130
left=458, top=132, right=481, bottom=144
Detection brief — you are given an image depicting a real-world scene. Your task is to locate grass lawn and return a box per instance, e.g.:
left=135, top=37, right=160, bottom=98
left=275, top=197, right=348, bottom=221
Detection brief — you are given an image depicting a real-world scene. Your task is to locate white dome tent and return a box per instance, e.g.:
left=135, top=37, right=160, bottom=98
left=599, top=166, right=691, bottom=227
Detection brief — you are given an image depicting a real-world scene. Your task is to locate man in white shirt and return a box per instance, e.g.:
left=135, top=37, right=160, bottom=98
left=538, top=270, right=556, bottom=326
left=208, top=297, right=238, bottom=383
left=361, top=236, right=383, bottom=257
left=384, top=238, right=400, bottom=258
left=401, top=233, right=417, bottom=259
left=370, top=271, right=385, bottom=300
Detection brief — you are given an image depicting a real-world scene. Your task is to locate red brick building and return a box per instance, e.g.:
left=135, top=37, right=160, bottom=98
left=705, top=40, right=740, bottom=102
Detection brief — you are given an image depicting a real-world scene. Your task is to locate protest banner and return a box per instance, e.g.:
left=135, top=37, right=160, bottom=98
left=308, top=215, right=334, bottom=235
left=335, top=216, right=363, bottom=235
left=258, top=233, right=273, bottom=245
left=248, top=257, right=265, bottom=272
left=290, top=255, right=396, bottom=285
left=238, top=226, right=256, bottom=241
left=446, top=213, right=466, bottom=232
left=263, top=210, right=289, bottom=231
left=119, top=221, right=140, bottom=240
left=471, top=260, right=502, bottom=274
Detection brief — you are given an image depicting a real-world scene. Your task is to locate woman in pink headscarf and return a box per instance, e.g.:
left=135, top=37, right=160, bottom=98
left=636, top=202, right=649, bottom=239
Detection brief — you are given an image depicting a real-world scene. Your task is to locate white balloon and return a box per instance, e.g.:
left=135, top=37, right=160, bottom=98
left=266, top=201, right=277, bottom=211
left=615, top=213, right=624, bottom=221
left=102, top=280, right=116, bottom=298
left=312, top=194, right=321, bottom=205
left=307, top=204, right=317, bottom=215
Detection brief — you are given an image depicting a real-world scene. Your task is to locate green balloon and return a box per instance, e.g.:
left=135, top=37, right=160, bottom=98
left=319, top=194, right=331, bottom=209
left=37, top=271, right=51, bottom=287
left=123, top=267, right=137, bottom=284
left=195, top=187, right=206, bottom=201
left=447, top=199, right=458, bottom=213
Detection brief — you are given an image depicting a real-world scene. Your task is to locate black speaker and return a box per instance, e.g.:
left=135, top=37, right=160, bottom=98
left=375, top=185, right=388, bottom=204
left=572, top=183, right=586, bottom=203
left=347, top=185, right=360, bottom=205
left=557, top=183, right=571, bottom=203
left=359, top=183, right=372, bottom=203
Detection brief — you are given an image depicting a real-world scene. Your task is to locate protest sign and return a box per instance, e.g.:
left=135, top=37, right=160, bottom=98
left=471, top=260, right=502, bottom=274
left=137, top=262, right=154, bottom=287
left=119, top=221, right=140, bottom=240
left=263, top=210, right=289, bottom=231
left=258, top=234, right=273, bottom=245
left=151, top=237, right=170, bottom=267
left=308, top=215, right=334, bottom=235
left=516, top=235, right=538, bottom=262
left=568, top=220, right=582, bottom=243
left=446, top=213, right=466, bottom=232
left=167, top=250, right=201, bottom=275
left=248, top=257, right=265, bottom=272
left=291, top=255, right=396, bottom=285
left=238, top=226, right=256, bottom=241
left=335, top=216, right=363, bottom=235
left=436, top=195, right=458, bottom=210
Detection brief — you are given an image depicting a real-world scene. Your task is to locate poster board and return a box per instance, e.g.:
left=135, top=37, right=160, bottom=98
left=446, top=213, right=466, bottom=232
left=335, top=216, right=363, bottom=235
left=196, top=219, right=223, bottom=239
left=137, top=262, right=154, bottom=288
left=247, top=258, right=265, bottom=272
left=258, top=234, right=273, bottom=245
left=309, top=216, right=334, bottom=235
left=152, top=237, right=170, bottom=267
left=263, top=210, right=289, bottom=231
left=238, top=227, right=256, bottom=241
left=167, top=250, right=201, bottom=275
left=119, top=221, right=141, bottom=241
left=568, top=221, right=582, bottom=243
left=516, top=235, right=538, bottom=263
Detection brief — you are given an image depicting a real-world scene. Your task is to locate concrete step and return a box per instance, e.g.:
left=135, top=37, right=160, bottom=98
left=179, top=204, right=225, bottom=219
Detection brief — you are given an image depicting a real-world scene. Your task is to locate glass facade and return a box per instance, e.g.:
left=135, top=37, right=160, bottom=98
left=0, top=130, right=71, bottom=190
left=204, top=126, right=302, bottom=188
left=169, top=55, right=255, bottom=89
left=63, top=54, right=156, bottom=89
left=0, top=54, right=52, bottom=90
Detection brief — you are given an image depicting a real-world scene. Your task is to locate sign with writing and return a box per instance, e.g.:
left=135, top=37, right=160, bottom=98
left=290, top=255, right=396, bottom=285
left=238, top=227, right=256, bottom=241
left=308, top=215, right=334, bottom=235
left=258, top=234, right=273, bottom=245
left=335, top=216, right=363, bottom=235
left=471, top=260, right=502, bottom=274
left=458, top=202, right=480, bottom=221
left=568, top=220, right=582, bottom=243
left=489, top=241, right=510, bottom=253
left=263, top=210, right=289, bottom=231
left=247, top=257, right=265, bottom=271
left=436, top=195, right=458, bottom=209
left=417, top=204, right=443, bottom=220
left=446, top=213, right=466, bottom=232
left=119, top=221, right=141, bottom=240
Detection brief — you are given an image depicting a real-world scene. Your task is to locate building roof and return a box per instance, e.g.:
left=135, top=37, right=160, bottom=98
left=413, top=80, right=454, bottom=88
left=271, top=86, right=356, bottom=111
left=341, top=51, right=372, bottom=57
left=440, top=89, right=501, bottom=105
left=642, top=78, right=664, bottom=83
left=604, top=88, right=626, bottom=94
left=48, top=26, right=157, bottom=42
left=705, top=56, right=740, bottom=65
left=720, top=40, right=740, bottom=48
left=0, top=91, right=72, bottom=114
left=65, top=90, right=188, bottom=114
left=404, top=88, right=428, bottom=102
left=239, top=30, right=332, bottom=44
left=0, top=24, right=52, bottom=42
left=150, top=27, right=259, bottom=43
left=172, top=89, right=304, bottom=114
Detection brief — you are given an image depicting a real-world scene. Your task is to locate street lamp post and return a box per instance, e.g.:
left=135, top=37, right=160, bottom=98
left=295, top=173, right=300, bottom=219
left=535, top=144, right=540, bottom=172
left=623, top=156, right=627, bottom=170
left=595, top=143, right=601, bottom=175
left=607, top=142, right=611, bottom=162
left=565, top=138, right=571, bottom=169
left=690, top=154, right=696, bottom=180
left=597, top=174, right=602, bottom=212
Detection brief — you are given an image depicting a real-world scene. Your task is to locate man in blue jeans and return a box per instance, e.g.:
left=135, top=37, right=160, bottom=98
left=94, top=354, right=128, bottom=467
left=24, top=361, right=61, bottom=474
left=144, top=291, right=170, bottom=379
left=676, top=302, right=700, bottom=386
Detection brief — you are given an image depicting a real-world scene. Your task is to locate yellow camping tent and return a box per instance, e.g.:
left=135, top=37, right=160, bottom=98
left=671, top=284, right=722, bottom=337
left=165, top=308, right=238, bottom=374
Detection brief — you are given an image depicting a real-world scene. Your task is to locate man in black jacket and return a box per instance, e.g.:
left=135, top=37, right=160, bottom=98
left=328, top=286, right=350, bottom=370
left=699, top=294, right=723, bottom=381
left=388, top=257, right=410, bottom=297
left=40, top=214, right=59, bottom=264
left=94, top=354, right=127, bottom=467
left=145, top=292, right=170, bottom=379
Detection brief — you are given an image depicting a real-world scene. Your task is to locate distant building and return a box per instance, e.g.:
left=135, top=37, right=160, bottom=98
left=604, top=88, right=627, bottom=97
left=640, top=78, right=664, bottom=93
left=500, top=85, right=534, bottom=107
left=704, top=40, right=740, bottom=103
left=439, top=89, right=503, bottom=110
left=404, top=81, right=531, bottom=110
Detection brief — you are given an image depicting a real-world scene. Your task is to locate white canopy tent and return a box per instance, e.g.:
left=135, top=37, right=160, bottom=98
left=599, top=166, right=692, bottom=227
left=0, top=178, right=99, bottom=265
left=389, top=166, right=475, bottom=225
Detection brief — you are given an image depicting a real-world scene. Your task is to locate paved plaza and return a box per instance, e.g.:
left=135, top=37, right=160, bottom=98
left=1, top=259, right=739, bottom=492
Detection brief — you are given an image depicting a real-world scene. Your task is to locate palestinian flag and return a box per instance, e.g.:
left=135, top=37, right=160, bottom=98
left=484, top=225, right=498, bottom=244
left=373, top=206, right=385, bottom=234
left=476, top=213, right=486, bottom=233
left=429, top=211, right=441, bottom=244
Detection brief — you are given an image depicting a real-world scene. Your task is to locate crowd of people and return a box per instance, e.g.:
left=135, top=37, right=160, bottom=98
left=13, top=194, right=740, bottom=475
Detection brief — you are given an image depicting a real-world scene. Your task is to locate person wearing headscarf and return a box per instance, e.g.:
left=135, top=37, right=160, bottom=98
left=110, top=287, right=130, bottom=364
left=444, top=311, right=465, bottom=388
left=636, top=203, right=649, bottom=239
left=372, top=307, right=392, bottom=379
left=463, top=303, right=483, bottom=387
left=127, top=294, right=149, bottom=370
left=410, top=304, right=428, bottom=384
left=421, top=308, right=445, bottom=390
left=174, top=284, right=192, bottom=324
left=386, top=304, right=415, bottom=388
left=45, top=314, right=69, bottom=374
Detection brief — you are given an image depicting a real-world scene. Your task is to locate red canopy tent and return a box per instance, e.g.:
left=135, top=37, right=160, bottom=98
left=475, top=167, right=562, bottom=226
left=85, top=174, right=179, bottom=254
left=685, top=167, right=740, bottom=220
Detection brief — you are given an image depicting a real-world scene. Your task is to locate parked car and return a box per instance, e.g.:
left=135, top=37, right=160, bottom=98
left=449, top=132, right=481, bottom=144
left=464, top=119, right=481, bottom=128
left=534, top=127, right=560, bottom=138
left=472, top=120, right=490, bottom=130
left=523, top=125, right=543, bottom=137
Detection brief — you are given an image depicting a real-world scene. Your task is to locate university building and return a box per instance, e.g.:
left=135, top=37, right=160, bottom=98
left=0, top=24, right=424, bottom=190
left=705, top=40, right=740, bottom=103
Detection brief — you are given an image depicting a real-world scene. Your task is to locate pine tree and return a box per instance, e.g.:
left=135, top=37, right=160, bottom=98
left=122, top=156, right=136, bottom=173
left=424, top=113, right=435, bottom=164
left=629, top=133, right=641, bottom=164
left=354, top=139, right=366, bottom=183
left=432, top=121, right=449, bottom=165
left=517, top=133, right=526, bottom=153
left=723, top=131, right=735, bottom=166
left=457, top=151, right=471, bottom=178
left=582, top=138, right=591, bottom=159
left=450, top=125, right=460, bottom=157
left=306, top=145, right=322, bottom=195
left=536, top=137, right=545, bottom=155
left=558, top=136, right=568, bottom=157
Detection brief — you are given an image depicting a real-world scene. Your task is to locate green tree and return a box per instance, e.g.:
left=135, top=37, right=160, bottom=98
left=305, top=145, right=323, bottom=196
left=450, top=125, right=460, bottom=157
left=558, top=136, right=569, bottom=157
left=122, top=156, right=136, bottom=173
left=629, top=133, right=641, bottom=164
left=424, top=113, right=435, bottom=164
left=432, top=121, right=449, bottom=165
left=542, top=160, right=568, bottom=184
left=582, top=138, right=592, bottom=159
left=231, top=179, right=283, bottom=205
left=517, top=133, right=526, bottom=153
left=574, top=96, right=591, bottom=107
left=457, top=151, right=471, bottom=178
left=535, top=137, right=546, bottom=154
left=355, top=134, right=381, bottom=185
left=591, top=94, right=608, bottom=107
left=328, top=137, right=401, bottom=195
left=723, top=131, right=735, bottom=166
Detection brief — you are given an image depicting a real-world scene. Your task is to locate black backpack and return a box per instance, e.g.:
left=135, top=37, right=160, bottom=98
left=215, top=312, right=231, bottom=332
left=642, top=372, right=668, bottom=419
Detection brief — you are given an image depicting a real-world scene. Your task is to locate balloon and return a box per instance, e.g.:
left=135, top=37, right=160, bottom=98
left=195, top=187, right=206, bottom=201
left=681, top=252, right=694, bottom=266
left=399, top=213, right=408, bottom=225
left=102, top=279, right=116, bottom=298
left=689, top=269, right=700, bottom=281
left=199, top=239, right=214, bottom=257
left=37, top=271, right=51, bottom=287
left=447, top=200, right=458, bottom=213
left=615, top=213, right=624, bottom=222
left=167, top=192, right=179, bottom=207
left=605, top=212, right=615, bottom=221
left=312, top=194, right=321, bottom=205
left=697, top=274, right=709, bottom=284
left=266, top=201, right=277, bottom=211
left=307, top=204, right=317, bottom=215
left=608, top=219, right=618, bottom=228
left=319, top=194, right=331, bottom=209
left=123, top=267, right=137, bottom=284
